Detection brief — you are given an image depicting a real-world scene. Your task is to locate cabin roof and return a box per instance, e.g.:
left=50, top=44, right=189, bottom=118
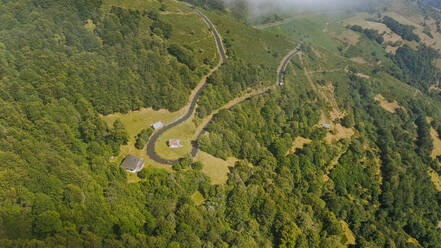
left=121, top=155, right=145, bottom=172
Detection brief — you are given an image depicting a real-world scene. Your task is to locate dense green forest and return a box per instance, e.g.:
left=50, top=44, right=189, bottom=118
left=389, top=45, right=440, bottom=92
left=200, top=44, right=441, bottom=247
left=2, top=0, right=441, bottom=247
left=0, top=0, right=218, bottom=115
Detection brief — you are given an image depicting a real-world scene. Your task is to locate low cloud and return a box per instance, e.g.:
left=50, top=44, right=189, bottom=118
left=222, top=0, right=380, bottom=19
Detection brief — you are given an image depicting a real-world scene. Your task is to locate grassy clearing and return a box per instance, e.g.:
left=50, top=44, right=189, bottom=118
left=267, top=12, right=350, bottom=53
left=326, top=124, right=355, bottom=144
left=84, top=19, right=96, bottom=32
left=428, top=168, right=441, bottom=191
left=206, top=11, right=294, bottom=82
left=338, top=29, right=361, bottom=47
left=102, top=108, right=183, bottom=139
left=320, top=112, right=354, bottom=144
left=102, top=0, right=184, bottom=13
left=127, top=173, right=141, bottom=183
left=374, top=94, right=404, bottom=114
left=101, top=108, right=182, bottom=171
left=430, top=127, right=441, bottom=159
left=162, top=11, right=219, bottom=68
left=155, top=117, right=196, bottom=160
left=288, top=137, right=312, bottom=154
left=196, top=151, right=236, bottom=185
left=340, top=220, right=356, bottom=246
left=191, top=191, right=205, bottom=206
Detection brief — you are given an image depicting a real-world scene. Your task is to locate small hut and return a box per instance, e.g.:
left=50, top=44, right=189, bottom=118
left=121, top=155, right=145, bottom=173
left=152, top=121, right=164, bottom=130
left=168, top=139, right=183, bottom=148
left=322, top=123, right=332, bottom=129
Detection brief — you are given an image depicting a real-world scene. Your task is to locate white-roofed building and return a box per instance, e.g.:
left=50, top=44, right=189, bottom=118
left=152, top=121, right=164, bottom=130
left=322, top=123, right=332, bottom=129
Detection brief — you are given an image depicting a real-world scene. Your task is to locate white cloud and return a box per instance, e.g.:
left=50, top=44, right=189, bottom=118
left=222, top=0, right=380, bottom=18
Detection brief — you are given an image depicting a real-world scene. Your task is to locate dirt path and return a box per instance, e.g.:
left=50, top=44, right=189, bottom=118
left=192, top=87, right=275, bottom=141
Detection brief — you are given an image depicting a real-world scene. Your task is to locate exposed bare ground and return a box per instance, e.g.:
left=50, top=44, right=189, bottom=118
left=326, top=124, right=355, bottom=144
left=384, top=12, right=441, bottom=52
left=385, top=45, right=400, bottom=54
left=300, top=54, right=317, bottom=90
left=300, top=57, right=354, bottom=144
left=348, top=11, right=441, bottom=53
left=355, top=72, right=370, bottom=79
left=342, top=13, right=405, bottom=55
left=350, top=57, right=368, bottom=64
left=320, top=112, right=355, bottom=144
left=318, top=84, right=346, bottom=121
left=374, top=94, right=404, bottom=113
left=287, top=137, right=312, bottom=154
left=302, top=58, right=343, bottom=119
left=429, top=82, right=441, bottom=93
left=344, top=14, right=402, bottom=45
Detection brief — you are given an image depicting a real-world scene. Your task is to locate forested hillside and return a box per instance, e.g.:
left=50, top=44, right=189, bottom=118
left=2, top=0, right=441, bottom=247
left=1, top=0, right=218, bottom=115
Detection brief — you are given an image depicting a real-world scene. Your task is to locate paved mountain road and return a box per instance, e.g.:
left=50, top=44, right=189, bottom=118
left=146, top=7, right=226, bottom=165
left=146, top=6, right=300, bottom=165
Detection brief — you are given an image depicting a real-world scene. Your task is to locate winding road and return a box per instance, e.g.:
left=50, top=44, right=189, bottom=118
left=146, top=7, right=226, bottom=165
left=278, top=48, right=300, bottom=85
left=146, top=6, right=300, bottom=165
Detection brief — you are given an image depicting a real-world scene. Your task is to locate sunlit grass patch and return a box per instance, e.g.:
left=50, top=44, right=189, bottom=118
left=191, top=191, right=205, bottom=206
left=196, top=151, right=236, bottom=185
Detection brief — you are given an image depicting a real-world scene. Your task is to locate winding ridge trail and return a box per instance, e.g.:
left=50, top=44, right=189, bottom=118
left=146, top=7, right=300, bottom=165
left=190, top=45, right=301, bottom=157
left=146, top=7, right=226, bottom=165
